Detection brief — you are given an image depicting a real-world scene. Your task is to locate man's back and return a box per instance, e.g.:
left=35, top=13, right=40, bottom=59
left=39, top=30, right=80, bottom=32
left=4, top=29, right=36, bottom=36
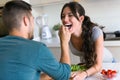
left=1, top=1, right=71, bottom=79
left=0, top=36, right=70, bottom=80
left=0, top=35, right=44, bottom=80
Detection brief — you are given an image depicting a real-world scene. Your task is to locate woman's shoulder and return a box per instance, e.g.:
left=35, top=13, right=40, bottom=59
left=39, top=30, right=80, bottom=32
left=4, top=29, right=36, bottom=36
left=92, top=26, right=103, bottom=41
left=92, top=26, right=102, bottom=32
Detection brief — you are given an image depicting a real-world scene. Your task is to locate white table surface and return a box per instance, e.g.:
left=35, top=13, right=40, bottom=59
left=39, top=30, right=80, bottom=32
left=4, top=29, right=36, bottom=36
left=86, top=63, right=120, bottom=80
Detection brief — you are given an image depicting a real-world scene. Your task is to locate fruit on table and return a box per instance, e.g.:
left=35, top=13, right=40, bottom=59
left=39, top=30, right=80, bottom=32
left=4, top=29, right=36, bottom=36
left=101, top=69, right=117, bottom=78
left=71, top=64, right=87, bottom=71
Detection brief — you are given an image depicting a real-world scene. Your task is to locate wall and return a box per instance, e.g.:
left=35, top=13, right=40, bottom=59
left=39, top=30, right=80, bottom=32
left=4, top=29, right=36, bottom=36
left=80, top=0, right=120, bottom=32
left=32, top=0, right=120, bottom=64
left=32, top=0, right=120, bottom=38
left=32, top=3, right=63, bottom=38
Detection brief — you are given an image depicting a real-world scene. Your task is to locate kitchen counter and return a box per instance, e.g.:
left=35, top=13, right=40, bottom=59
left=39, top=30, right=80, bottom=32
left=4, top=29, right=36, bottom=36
left=104, top=40, right=120, bottom=46
left=33, top=37, right=120, bottom=47
left=33, top=37, right=80, bottom=64
left=105, top=37, right=120, bottom=41
left=33, top=37, right=60, bottom=47
left=33, top=37, right=120, bottom=62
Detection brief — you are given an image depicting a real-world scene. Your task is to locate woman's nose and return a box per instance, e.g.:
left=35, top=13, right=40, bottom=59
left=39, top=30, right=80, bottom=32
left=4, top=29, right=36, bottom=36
left=64, top=16, right=69, bottom=22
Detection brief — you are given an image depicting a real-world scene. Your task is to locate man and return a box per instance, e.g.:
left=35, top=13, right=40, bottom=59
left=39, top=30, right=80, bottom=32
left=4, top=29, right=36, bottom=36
left=0, top=1, right=71, bottom=80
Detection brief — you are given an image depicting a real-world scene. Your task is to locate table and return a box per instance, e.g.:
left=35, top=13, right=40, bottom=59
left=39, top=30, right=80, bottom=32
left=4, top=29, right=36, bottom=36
left=85, top=63, right=120, bottom=80
left=40, top=63, right=120, bottom=80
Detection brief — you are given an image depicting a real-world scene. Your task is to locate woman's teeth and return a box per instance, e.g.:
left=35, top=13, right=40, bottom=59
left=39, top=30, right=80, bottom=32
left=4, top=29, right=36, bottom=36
left=65, top=24, right=72, bottom=29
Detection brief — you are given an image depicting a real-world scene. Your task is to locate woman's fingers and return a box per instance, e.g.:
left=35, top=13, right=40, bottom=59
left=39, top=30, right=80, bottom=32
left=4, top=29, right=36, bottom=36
left=71, top=72, right=76, bottom=78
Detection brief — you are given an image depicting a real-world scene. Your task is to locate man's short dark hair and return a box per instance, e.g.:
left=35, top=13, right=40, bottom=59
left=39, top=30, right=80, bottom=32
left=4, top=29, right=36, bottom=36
left=2, top=0, right=32, bottom=32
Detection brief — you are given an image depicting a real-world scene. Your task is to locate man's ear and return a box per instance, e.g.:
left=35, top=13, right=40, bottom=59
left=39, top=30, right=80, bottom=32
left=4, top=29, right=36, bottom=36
left=23, top=16, right=29, bottom=27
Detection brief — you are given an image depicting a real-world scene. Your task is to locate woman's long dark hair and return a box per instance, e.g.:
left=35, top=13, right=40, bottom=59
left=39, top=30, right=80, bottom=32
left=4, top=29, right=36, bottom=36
left=61, top=2, right=98, bottom=68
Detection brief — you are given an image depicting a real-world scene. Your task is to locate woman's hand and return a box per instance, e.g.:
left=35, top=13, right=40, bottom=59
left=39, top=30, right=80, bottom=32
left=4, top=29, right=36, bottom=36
left=59, top=25, right=72, bottom=44
left=71, top=71, right=87, bottom=80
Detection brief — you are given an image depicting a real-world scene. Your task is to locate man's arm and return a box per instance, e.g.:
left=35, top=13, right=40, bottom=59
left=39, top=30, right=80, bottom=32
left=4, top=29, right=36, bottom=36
left=59, top=26, right=71, bottom=65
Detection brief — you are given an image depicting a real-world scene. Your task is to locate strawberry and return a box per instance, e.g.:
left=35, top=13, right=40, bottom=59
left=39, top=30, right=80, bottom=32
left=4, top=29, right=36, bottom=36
left=101, top=69, right=117, bottom=79
left=101, top=69, right=107, bottom=75
left=111, top=70, right=117, bottom=77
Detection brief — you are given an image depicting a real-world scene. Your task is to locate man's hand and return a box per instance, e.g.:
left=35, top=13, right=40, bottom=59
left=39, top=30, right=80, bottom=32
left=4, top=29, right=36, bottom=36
left=40, top=73, right=52, bottom=80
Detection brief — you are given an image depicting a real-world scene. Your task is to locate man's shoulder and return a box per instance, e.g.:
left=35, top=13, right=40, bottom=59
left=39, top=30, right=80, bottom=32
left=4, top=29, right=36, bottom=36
left=27, top=39, right=46, bottom=47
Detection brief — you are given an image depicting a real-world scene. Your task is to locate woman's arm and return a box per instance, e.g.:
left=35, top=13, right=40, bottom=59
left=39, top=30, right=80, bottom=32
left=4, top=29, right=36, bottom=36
left=85, top=34, right=104, bottom=76
left=71, top=35, right=104, bottom=80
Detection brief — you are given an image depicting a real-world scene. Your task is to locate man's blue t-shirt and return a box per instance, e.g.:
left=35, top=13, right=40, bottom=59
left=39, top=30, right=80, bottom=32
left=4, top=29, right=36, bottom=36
left=0, top=35, right=70, bottom=80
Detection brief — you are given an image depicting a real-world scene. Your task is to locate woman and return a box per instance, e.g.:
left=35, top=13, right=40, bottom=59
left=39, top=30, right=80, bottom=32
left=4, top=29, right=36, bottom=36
left=60, top=1, right=114, bottom=80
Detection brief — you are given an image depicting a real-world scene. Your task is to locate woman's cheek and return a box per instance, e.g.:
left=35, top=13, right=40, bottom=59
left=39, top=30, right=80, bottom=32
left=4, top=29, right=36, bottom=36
left=70, top=29, right=75, bottom=34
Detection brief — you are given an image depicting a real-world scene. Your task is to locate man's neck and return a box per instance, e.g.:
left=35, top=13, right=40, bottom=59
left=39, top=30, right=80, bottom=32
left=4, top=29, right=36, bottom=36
left=9, top=30, right=28, bottom=39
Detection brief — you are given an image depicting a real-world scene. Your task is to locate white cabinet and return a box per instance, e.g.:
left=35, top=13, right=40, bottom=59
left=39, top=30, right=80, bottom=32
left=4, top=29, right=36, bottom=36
left=106, top=46, right=120, bottom=62
left=0, top=0, right=30, bottom=7
left=49, top=47, right=80, bottom=64
left=33, top=37, right=120, bottom=63
left=30, top=0, right=72, bottom=7
left=0, top=0, right=11, bottom=6
left=104, top=41, right=120, bottom=62
left=49, top=42, right=120, bottom=64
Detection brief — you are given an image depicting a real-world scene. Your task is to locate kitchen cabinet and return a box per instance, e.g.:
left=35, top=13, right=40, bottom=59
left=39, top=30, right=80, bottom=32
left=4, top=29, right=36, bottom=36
left=0, top=16, right=8, bottom=37
left=49, top=47, right=80, bottom=64
left=104, top=41, right=120, bottom=62
left=0, top=7, right=8, bottom=37
left=0, top=0, right=11, bottom=6
left=34, top=37, right=120, bottom=63
left=33, top=37, right=80, bottom=64
left=49, top=41, right=120, bottom=64
left=30, top=0, right=73, bottom=7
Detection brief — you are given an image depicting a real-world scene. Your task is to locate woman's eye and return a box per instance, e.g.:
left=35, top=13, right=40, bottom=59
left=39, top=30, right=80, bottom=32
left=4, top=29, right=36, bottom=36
left=61, top=14, right=73, bottom=19
left=68, top=14, right=73, bottom=17
left=61, top=15, right=65, bottom=19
